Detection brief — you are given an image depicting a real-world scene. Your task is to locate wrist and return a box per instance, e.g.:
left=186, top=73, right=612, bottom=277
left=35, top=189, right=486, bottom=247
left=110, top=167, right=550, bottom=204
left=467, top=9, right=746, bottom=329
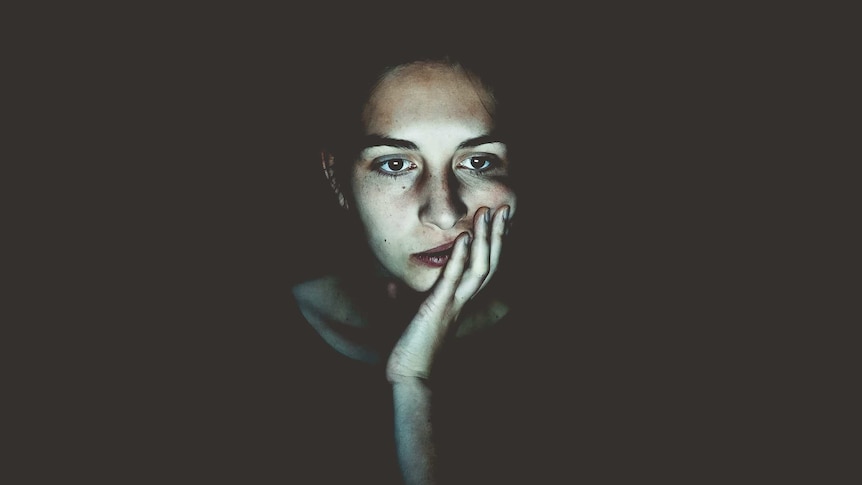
left=388, top=373, right=433, bottom=389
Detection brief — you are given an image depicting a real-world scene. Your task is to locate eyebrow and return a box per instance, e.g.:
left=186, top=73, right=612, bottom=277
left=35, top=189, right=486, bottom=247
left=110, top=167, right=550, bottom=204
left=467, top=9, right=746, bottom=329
left=359, top=133, right=505, bottom=152
left=457, top=134, right=504, bottom=149
left=360, top=135, right=418, bottom=151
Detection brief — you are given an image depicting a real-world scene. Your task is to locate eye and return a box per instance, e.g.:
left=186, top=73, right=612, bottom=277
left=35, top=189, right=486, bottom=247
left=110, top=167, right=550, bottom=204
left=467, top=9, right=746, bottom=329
left=375, top=158, right=415, bottom=176
left=459, top=155, right=499, bottom=172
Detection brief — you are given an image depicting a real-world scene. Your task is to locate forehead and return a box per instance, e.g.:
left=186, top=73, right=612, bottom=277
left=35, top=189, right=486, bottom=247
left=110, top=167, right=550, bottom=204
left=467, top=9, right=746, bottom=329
left=361, top=62, right=496, bottom=134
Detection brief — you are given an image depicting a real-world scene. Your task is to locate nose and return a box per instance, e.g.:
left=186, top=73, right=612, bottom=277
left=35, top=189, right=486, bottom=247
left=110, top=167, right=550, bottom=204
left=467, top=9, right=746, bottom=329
left=418, top=171, right=467, bottom=230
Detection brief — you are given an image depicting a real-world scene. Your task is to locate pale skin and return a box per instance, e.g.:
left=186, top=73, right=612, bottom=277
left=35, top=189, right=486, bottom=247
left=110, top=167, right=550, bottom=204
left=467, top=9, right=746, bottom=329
left=291, top=61, right=516, bottom=484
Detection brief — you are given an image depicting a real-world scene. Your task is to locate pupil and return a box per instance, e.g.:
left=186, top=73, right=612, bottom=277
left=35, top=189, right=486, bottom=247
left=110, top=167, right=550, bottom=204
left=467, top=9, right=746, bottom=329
left=389, top=160, right=403, bottom=170
left=471, top=158, right=485, bottom=169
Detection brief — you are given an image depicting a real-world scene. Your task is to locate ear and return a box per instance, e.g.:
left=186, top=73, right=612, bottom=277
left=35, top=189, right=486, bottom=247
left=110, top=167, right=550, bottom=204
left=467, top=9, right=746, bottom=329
left=321, top=150, right=349, bottom=210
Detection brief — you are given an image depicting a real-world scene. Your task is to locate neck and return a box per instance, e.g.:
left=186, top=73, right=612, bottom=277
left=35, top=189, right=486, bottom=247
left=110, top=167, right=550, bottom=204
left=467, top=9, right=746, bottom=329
left=293, top=260, right=511, bottom=363
left=348, top=274, right=425, bottom=331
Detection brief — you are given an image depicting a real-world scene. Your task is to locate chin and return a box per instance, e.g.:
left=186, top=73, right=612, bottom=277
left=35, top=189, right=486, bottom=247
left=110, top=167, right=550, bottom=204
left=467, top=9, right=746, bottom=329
left=402, top=271, right=442, bottom=294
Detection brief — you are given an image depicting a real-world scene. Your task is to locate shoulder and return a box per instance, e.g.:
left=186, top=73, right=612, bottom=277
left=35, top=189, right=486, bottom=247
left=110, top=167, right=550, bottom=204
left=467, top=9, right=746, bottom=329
left=291, top=275, right=381, bottom=362
left=291, top=275, right=336, bottom=303
left=291, top=275, right=367, bottom=332
left=291, top=275, right=348, bottom=320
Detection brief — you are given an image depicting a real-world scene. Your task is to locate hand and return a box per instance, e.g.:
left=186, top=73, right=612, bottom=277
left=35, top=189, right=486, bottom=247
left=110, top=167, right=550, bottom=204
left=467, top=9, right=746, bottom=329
left=386, top=205, right=511, bottom=383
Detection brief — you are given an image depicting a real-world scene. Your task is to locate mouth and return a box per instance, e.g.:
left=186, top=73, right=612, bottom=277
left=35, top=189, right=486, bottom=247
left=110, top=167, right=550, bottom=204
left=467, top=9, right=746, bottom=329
left=411, top=241, right=456, bottom=268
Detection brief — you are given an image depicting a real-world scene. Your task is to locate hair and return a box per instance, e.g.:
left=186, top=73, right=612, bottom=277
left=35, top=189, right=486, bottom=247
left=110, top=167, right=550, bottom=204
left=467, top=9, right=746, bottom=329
left=304, top=48, right=533, bottom=297
left=310, top=48, right=524, bottom=203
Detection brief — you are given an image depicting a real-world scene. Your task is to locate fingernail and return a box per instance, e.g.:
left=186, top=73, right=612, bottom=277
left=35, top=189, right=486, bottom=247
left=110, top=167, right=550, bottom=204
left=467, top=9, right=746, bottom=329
left=463, top=234, right=472, bottom=246
left=504, top=207, right=511, bottom=222
left=484, top=208, right=491, bottom=224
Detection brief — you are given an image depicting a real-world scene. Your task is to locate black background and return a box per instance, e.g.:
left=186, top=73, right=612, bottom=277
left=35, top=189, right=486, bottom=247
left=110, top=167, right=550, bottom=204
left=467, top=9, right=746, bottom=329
left=12, top=6, right=847, bottom=483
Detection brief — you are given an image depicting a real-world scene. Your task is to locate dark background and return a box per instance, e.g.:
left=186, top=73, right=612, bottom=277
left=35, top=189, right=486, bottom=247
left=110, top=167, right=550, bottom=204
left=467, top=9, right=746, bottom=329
left=13, top=6, right=846, bottom=483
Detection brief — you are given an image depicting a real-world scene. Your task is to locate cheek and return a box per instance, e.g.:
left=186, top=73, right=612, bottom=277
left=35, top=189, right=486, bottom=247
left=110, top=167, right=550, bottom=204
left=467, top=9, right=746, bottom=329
left=354, top=189, right=409, bottom=242
left=467, top=185, right=517, bottom=213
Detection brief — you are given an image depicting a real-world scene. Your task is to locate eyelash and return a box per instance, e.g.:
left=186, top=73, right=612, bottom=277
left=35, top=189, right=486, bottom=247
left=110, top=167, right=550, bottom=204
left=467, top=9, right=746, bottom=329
left=373, top=158, right=416, bottom=178
left=371, top=154, right=503, bottom=178
left=458, top=154, right=502, bottom=173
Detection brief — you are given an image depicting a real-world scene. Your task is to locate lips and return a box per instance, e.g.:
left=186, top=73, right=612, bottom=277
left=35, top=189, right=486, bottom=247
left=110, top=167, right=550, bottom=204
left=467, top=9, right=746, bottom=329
left=411, top=241, right=456, bottom=268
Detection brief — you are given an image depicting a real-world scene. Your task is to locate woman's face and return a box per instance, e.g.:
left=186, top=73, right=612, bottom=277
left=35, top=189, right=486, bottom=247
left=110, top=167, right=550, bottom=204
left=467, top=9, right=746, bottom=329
left=350, top=61, right=517, bottom=292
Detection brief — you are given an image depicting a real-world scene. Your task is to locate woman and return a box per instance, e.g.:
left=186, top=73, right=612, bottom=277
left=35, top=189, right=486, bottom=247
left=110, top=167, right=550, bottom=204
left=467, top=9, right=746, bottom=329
left=286, top=50, right=543, bottom=484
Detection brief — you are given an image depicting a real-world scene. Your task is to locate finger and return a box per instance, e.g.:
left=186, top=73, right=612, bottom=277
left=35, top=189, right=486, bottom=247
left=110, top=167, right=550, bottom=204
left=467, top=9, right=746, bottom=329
left=455, top=207, right=492, bottom=301
left=479, top=205, right=510, bottom=292
left=440, top=230, right=472, bottom=290
left=387, top=232, right=472, bottom=381
left=416, top=231, right=472, bottom=321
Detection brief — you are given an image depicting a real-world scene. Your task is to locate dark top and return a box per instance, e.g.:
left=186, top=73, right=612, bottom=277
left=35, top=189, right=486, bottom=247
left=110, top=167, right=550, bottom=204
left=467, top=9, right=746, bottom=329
left=278, top=293, right=549, bottom=484
left=108, top=280, right=557, bottom=483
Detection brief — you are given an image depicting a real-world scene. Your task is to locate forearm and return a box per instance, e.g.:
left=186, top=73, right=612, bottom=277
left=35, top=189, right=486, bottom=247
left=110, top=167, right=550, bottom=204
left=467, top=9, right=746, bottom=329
left=392, top=378, right=438, bottom=485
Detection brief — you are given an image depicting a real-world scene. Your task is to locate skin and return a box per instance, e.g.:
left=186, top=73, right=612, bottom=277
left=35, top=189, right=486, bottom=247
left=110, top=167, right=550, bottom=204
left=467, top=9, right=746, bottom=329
left=351, top=61, right=516, bottom=294
left=293, top=60, right=516, bottom=485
